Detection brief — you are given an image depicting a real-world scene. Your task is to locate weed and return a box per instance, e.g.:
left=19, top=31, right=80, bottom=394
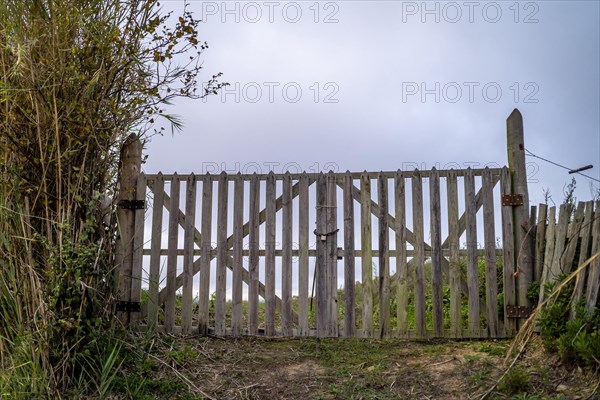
left=112, top=375, right=190, bottom=399
left=464, top=354, right=481, bottom=362
left=479, top=343, right=507, bottom=357
left=470, top=370, right=491, bottom=386
left=165, top=344, right=199, bottom=365
left=509, top=395, right=567, bottom=400
left=510, top=394, right=540, bottom=400
left=498, top=367, right=531, bottom=395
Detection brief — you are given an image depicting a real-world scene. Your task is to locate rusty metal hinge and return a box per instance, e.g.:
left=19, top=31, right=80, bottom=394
left=116, top=301, right=141, bottom=312
left=501, top=194, right=523, bottom=206
left=505, top=305, right=530, bottom=318
left=117, top=200, right=146, bottom=210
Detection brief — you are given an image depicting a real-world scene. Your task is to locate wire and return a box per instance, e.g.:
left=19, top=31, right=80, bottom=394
left=524, top=149, right=600, bottom=183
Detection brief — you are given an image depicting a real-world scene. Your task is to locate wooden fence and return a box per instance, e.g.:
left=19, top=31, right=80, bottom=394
left=534, top=201, right=600, bottom=312
left=112, top=109, right=599, bottom=339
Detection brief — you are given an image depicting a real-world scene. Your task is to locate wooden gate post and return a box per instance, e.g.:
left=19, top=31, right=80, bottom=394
left=506, top=109, right=534, bottom=327
left=326, top=172, right=339, bottom=337
left=315, top=174, right=329, bottom=337
left=315, top=172, right=340, bottom=338
left=115, top=134, right=143, bottom=326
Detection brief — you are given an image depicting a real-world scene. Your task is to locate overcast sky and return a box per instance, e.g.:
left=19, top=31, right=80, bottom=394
left=145, top=0, right=600, bottom=206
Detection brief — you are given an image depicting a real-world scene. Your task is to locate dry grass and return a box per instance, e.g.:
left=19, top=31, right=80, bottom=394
left=104, top=333, right=597, bottom=400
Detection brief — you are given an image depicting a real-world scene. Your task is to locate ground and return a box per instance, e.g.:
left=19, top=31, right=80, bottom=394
left=109, top=335, right=599, bottom=400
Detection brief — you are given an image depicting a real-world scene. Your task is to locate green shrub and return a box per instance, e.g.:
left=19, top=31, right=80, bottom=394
left=538, top=277, right=600, bottom=369
left=555, top=307, right=600, bottom=368
left=538, top=279, right=573, bottom=351
left=527, top=280, right=541, bottom=305
left=497, top=366, right=531, bottom=395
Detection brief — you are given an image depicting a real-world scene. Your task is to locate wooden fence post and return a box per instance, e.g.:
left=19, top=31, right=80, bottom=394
left=115, top=134, right=143, bottom=326
left=506, top=109, right=534, bottom=327
left=316, top=173, right=328, bottom=337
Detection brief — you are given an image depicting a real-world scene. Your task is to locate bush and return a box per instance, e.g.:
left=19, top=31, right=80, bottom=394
left=538, top=279, right=600, bottom=369
left=555, top=307, right=600, bottom=368
left=538, top=282, right=572, bottom=352
left=0, top=0, right=225, bottom=395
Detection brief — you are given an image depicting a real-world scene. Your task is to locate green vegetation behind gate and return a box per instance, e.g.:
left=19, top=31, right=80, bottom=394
left=140, top=255, right=506, bottom=336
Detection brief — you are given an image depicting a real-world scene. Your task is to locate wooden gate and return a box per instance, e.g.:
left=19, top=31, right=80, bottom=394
left=120, top=167, right=522, bottom=339
left=114, top=109, right=542, bottom=339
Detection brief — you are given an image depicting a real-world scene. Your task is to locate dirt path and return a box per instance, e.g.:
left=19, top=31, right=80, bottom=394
left=111, top=335, right=598, bottom=400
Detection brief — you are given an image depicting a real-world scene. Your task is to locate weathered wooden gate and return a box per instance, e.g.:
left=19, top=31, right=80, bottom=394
left=115, top=109, right=544, bottom=339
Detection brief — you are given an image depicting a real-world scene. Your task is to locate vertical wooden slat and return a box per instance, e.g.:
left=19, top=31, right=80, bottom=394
left=326, top=172, right=339, bottom=337
left=530, top=205, right=537, bottom=274
left=378, top=174, right=390, bottom=338
left=464, top=168, right=480, bottom=337
left=561, top=202, right=586, bottom=275
left=282, top=173, right=293, bottom=336
left=394, top=171, right=408, bottom=337
left=585, top=201, right=600, bottom=312
left=571, top=201, right=594, bottom=317
left=482, top=168, right=498, bottom=338
left=343, top=172, right=356, bottom=337
left=316, top=173, right=328, bottom=337
left=198, top=175, right=213, bottom=335
left=232, top=174, right=244, bottom=335
left=181, top=174, right=196, bottom=334
left=265, top=173, right=276, bottom=336
left=446, top=170, right=461, bottom=338
left=298, top=174, right=310, bottom=336
left=500, top=167, right=516, bottom=336
left=248, top=175, right=260, bottom=335
left=549, top=204, right=570, bottom=284
left=429, top=168, right=443, bottom=337
left=130, top=172, right=147, bottom=325
left=215, top=172, right=228, bottom=336
left=534, top=204, right=548, bottom=283
left=148, top=173, right=164, bottom=328
left=360, top=173, right=373, bottom=337
left=539, top=206, right=556, bottom=303
left=572, top=202, right=594, bottom=312
left=412, top=170, right=426, bottom=338
left=165, top=174, right=180, bottom=333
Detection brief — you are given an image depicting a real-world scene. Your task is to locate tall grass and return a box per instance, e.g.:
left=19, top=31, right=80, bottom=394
left=0, top=195, right=53, bottom=397
left=0, top=0, right=223, bottom=396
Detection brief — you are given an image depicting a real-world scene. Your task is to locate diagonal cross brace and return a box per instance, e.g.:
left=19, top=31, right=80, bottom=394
left=142, top=178, right=313, bottom=322
left=338, top=172, right=500, bottom=313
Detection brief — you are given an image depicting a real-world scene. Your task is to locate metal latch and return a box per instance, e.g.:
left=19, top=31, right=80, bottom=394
left=313, top=228, right=340, bottom=242
left=117, top=200, right=146, bottom=210
left=501, top=194, right=523, bottom=206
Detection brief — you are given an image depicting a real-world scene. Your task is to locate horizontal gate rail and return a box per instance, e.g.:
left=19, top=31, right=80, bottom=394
left=144, top=168, right=503, bottom=182
left=141, top=249, right=505, bottom=257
